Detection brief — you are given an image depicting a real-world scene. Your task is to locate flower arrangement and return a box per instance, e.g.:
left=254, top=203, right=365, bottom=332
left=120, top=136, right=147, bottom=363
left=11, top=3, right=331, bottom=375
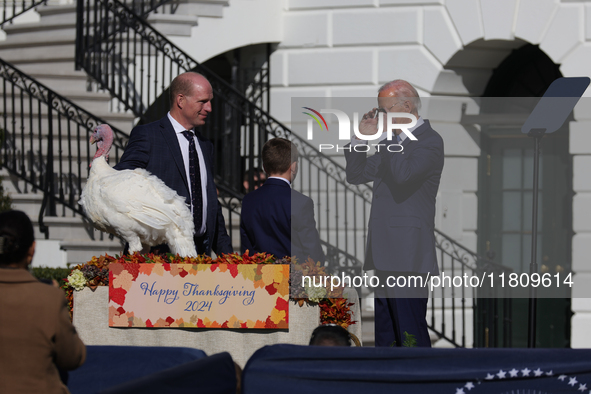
left=63, top=252, right=356, bottom=329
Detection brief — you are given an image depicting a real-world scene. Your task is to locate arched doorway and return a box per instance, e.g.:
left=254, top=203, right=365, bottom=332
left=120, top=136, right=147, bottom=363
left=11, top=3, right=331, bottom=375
left=477, top=44, right=571, bottom=347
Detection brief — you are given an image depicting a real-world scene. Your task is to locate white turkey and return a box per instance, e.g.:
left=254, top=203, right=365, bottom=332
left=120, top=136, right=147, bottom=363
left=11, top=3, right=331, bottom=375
left=79, top=124, right=197, bottom=257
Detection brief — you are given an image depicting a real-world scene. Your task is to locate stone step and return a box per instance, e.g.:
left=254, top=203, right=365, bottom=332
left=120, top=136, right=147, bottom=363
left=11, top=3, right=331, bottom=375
left=170, top=0, right=229, bottom=18
left=0, top=101, right=135, bottom=134
left=60, top=239, right=125, bottom=266
left=0, top=42, right=75, bottom=64
left=30, top=215, right=100, bottom=241
left=15, top=61, right=79, bottom=75
left=0, top=22, right=75, bottom=48
left=147, top=13, right=198, bottom=37
left=9, top=191, right=44, bottom=217
left=28, top=71, right=89, bottom=92
left=0, top=89, right=113, bottom=114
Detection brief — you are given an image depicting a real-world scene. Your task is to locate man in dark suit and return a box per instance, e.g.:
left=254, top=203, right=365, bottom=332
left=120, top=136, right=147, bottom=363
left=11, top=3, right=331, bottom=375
left=345, top=80, right=444, bottom=347
left=240, top=138, right=325, bottom=264
left=114, top=72, right=232, bottom=256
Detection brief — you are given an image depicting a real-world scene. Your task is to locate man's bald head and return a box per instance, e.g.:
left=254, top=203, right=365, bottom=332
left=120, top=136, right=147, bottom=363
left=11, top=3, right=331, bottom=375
left=169, top=72, right=213, bottom=130
left=378, top=79, right=421, bottom=115
left=169, top=72, right=209, bottom=108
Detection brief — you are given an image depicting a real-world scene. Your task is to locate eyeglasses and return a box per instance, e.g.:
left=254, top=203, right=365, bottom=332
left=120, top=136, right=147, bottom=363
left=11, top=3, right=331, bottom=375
left=375, top=100, right=407, bottom=116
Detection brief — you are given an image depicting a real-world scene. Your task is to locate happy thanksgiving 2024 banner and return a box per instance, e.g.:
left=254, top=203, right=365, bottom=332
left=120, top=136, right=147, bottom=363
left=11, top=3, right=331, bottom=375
left=108, top=263, right=290, bottom=329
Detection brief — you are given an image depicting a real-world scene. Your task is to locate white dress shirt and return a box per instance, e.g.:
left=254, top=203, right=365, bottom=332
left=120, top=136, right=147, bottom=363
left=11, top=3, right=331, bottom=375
left=167, top=112, right=208, bottom=236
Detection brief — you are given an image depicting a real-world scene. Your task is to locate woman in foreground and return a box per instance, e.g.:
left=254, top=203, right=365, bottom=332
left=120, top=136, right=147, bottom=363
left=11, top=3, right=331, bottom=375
left=0, top=210, right=86, bottom=394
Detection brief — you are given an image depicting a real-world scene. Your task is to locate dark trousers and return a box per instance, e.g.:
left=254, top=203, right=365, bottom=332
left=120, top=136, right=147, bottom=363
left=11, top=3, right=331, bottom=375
left=373, top=271, right=431, bottom=347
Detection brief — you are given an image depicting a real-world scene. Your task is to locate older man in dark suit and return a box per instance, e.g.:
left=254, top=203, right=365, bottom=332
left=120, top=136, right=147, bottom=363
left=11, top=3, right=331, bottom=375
left=115, top=72, right=232, bottom=256
left=345, top=80, right=444, bottom=347
left=240, top=138, right=325, bottom=264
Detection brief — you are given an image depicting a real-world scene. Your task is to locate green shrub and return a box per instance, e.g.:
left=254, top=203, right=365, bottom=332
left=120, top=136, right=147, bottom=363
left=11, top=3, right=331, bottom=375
left=30, top=266, right=71, bottom=288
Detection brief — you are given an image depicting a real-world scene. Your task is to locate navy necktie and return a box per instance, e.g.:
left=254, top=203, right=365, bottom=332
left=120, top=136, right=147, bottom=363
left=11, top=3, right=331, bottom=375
left=182, top=130, right=203, bottom=230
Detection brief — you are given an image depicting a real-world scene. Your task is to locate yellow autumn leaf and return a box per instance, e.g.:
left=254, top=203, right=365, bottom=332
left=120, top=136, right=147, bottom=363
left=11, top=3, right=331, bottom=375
left=152, top=264, right=165, bottom=276
left=131, top=316, right=145, bottom=327
left=270, top=308, right=286, bottom=324
left=246, top=319, right=256, bottom=328
left=261, top=265, right=277, bottom=286
left=188, top=265, right=200, bottom=276
left=239, top=266, right=257, bottom=282
left=274, top=265, right=287, bottom=283
left=179, top=264, right=193, bottom=274
left=228, top=315, right=241, bottom=328
left=276, top=278, right=289, bottom=297
left=196, top=264, right=210, bottom=272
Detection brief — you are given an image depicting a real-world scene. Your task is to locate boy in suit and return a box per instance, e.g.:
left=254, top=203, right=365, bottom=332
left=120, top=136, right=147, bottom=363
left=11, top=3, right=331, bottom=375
left=240, top=138, right=325, bottom=264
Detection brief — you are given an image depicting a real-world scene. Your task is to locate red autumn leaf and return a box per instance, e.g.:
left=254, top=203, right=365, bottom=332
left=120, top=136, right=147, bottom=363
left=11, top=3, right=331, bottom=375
left=124, top=263, right=140, bottom=280
left=165, top=316, right=174, bottom=326
left=265, top=283, right=277, bottom=295
left=265, top=316, right=277, bottom=329
left=110, top=287, right=127, bottom=306
left=197, top=318, right=205, bottom=328
left=228, top=264, right=239, bottom=278
left=145, top=319, right=153, bottom=327
left=116, top=307, right=126, bottom=315
left=221, top=321, right=229, bottom=328
left=179, top=269, right=188, bottom=278
left=210, top=264, right=219, bottom=272
left=241, top=322, right=248, bottom=328
left=163, top=263, right=171, bottom=271
left=275, top=297, right=289, bottom=312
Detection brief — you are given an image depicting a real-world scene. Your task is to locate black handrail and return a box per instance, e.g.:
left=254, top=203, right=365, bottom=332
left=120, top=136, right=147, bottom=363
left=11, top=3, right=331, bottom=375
left=0, top=57, right=129, bottom=237
left=0, top=0, right=47, bottom=28
left=73, top=0, right=514, bottom=348
left=433, top=229, right=513, bottom=347
left=74, top=0, right=371, bottom=272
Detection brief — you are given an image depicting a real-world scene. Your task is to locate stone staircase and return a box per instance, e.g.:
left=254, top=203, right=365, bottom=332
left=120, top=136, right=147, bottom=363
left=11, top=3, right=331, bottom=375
left=0, top=1, right=233, bottom=267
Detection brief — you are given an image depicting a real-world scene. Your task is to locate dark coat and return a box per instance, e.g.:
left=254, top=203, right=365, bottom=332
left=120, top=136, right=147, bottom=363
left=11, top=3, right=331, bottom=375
left=345, top=119, right=444, bottom=274
left=114, top=116, right=232, bottom=256
left=0, top=269, right=86, bottom=393
left=240, top=178, right=325, bottom=263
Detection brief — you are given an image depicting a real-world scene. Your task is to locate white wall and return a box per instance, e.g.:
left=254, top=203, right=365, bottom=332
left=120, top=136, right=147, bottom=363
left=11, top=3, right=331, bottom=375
left=261, top=0, right=591, bottom=347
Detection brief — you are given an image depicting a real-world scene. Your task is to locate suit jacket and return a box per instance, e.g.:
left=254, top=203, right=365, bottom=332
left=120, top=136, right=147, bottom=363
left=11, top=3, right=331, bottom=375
left=240, top=178, right=325, bottom=263
left=0, top=269, right=86, bottom=394
left=345, top=119, right=444, bottom=274
left=114, top=116, right=232, bottom=256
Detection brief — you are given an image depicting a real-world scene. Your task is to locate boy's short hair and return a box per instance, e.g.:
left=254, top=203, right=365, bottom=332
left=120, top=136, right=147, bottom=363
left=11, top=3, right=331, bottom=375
left=262, top=138, right=298, bottom=175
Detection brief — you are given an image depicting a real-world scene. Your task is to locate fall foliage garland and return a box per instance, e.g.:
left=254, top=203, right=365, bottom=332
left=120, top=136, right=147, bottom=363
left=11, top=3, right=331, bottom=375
left=62, top=252, right=356, bottom=329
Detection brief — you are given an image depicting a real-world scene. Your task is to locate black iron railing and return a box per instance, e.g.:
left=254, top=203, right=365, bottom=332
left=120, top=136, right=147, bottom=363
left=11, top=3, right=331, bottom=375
left=0, top=58, right=129, bottom=237
left=0, top=0, right=46, bottom=27
left=72, top=0, right=515, bottom=347
left=432, top=229, right=513, bottom=347
left=74, top=0, right=368, bottom=273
